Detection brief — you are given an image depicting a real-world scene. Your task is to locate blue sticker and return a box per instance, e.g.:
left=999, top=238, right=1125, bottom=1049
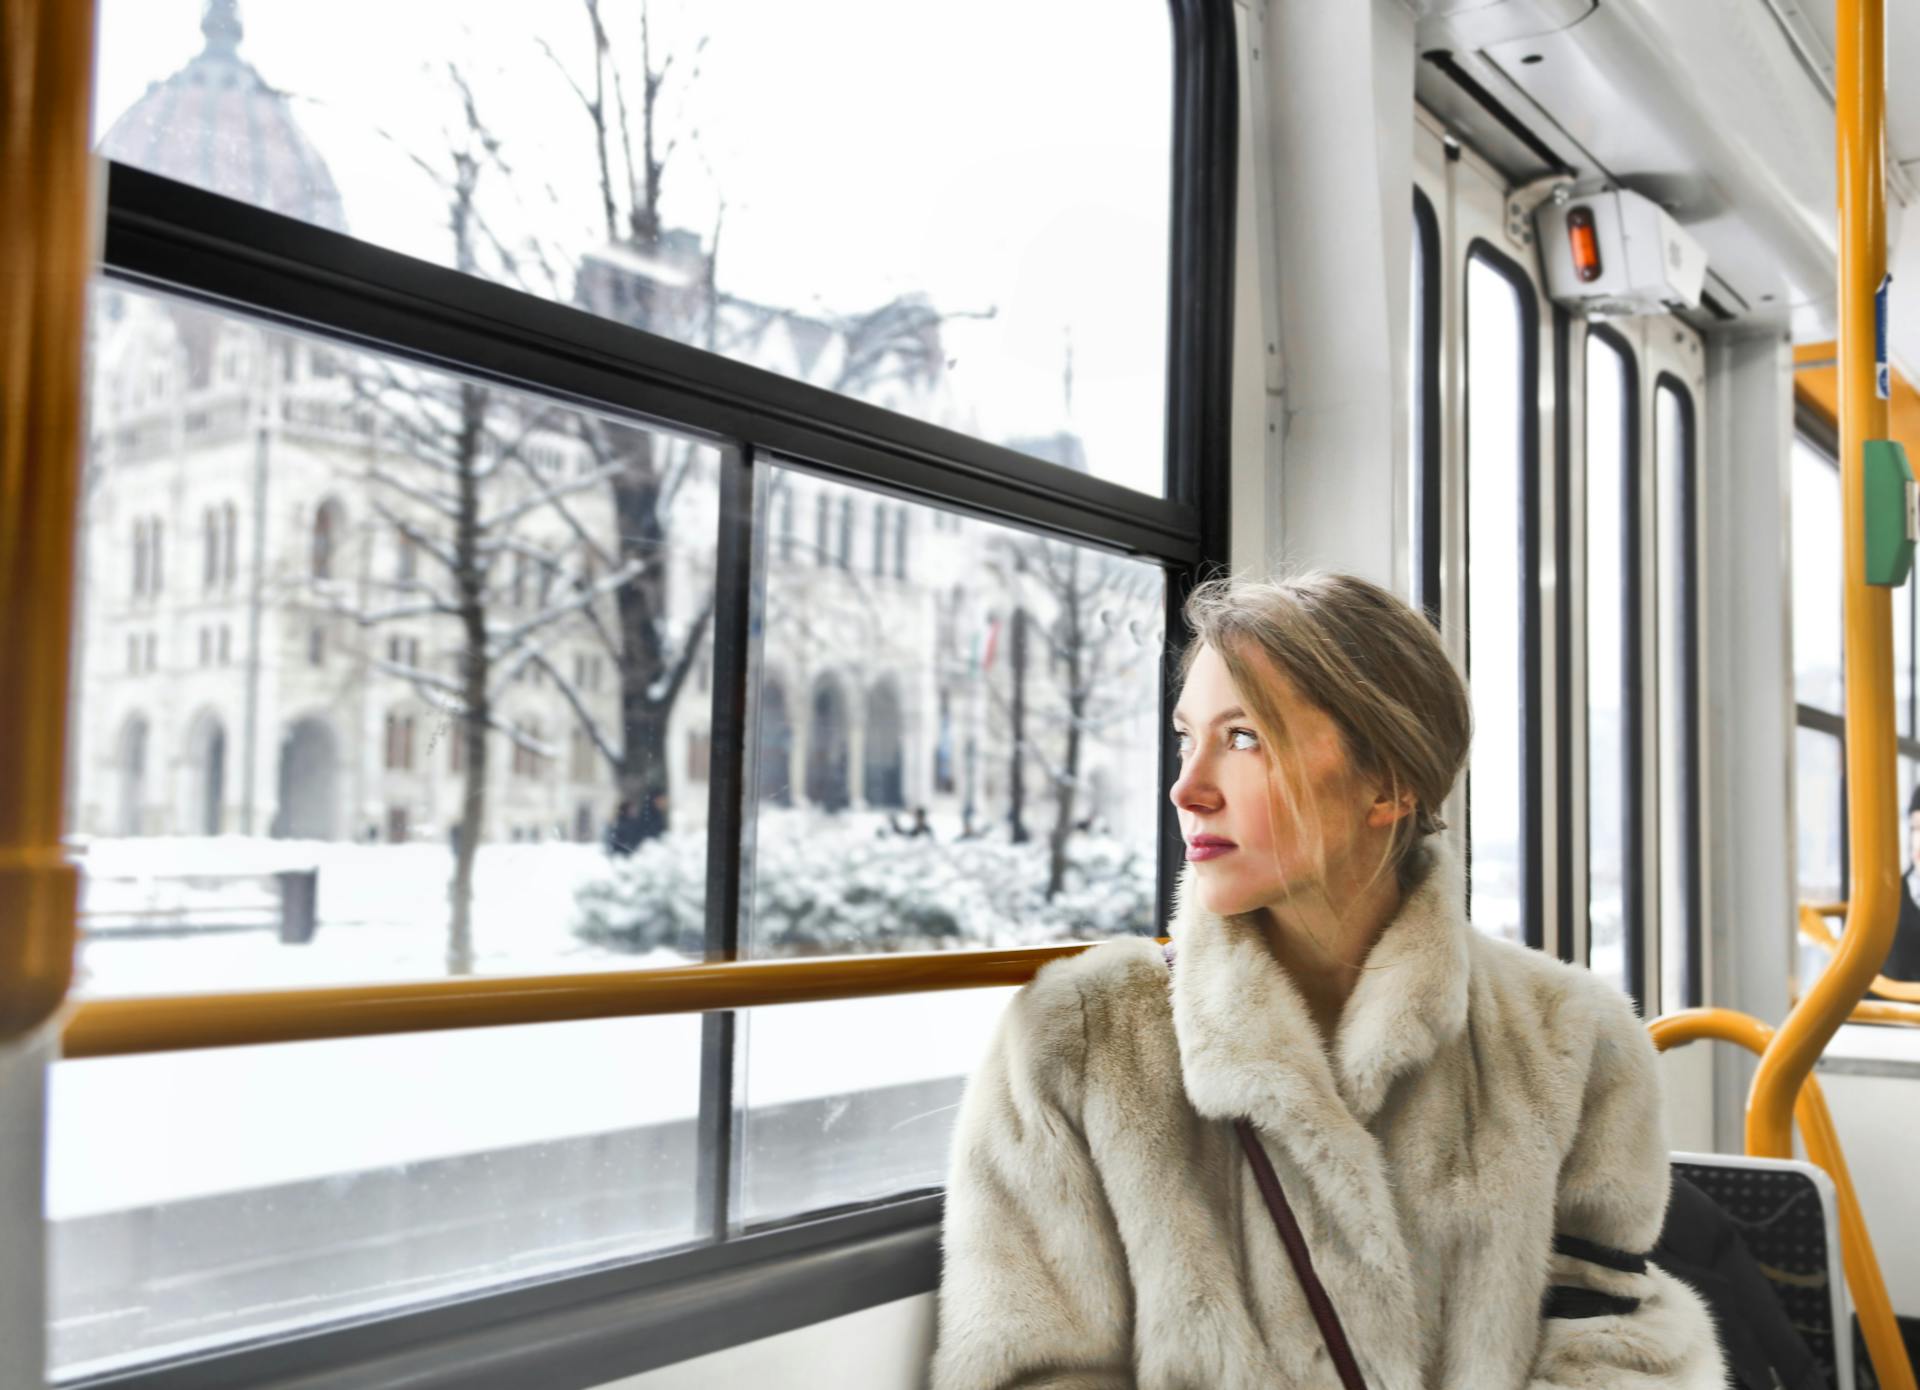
left=1878, top=273, right=1892, bottom=400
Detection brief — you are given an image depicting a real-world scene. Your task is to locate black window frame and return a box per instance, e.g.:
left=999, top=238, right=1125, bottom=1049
left=1652, top=372, right=1703, bottom=1010
left=1583, top=324, right=1646, bottom=1007
left=1461, top=239, right=1545, bottom=953
left=72, top=2, right=1239, bottom=1386
left=1411, top=187, right=1442, bottom=626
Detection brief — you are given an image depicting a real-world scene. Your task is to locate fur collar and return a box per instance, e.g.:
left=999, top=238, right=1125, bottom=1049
left=1168, top=838, right=1469, bottom=1300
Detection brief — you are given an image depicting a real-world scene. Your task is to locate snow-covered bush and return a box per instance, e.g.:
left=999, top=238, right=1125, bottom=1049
left=572, top=811, right=1158, bottom=955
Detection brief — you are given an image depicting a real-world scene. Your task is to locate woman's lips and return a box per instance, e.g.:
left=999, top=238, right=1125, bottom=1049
left=1186, top=836, right=1237, bottom=862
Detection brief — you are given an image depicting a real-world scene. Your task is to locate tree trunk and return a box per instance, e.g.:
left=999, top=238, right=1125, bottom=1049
left=447, top=379, right=490, bottom=976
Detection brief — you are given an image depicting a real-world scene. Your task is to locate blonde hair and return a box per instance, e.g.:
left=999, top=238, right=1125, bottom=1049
left=1179, top=571, right=1471, bottom=874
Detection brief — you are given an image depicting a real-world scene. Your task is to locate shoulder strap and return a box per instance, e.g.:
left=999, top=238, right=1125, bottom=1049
left=1234, top=1120, right=1370, bottom=1390
left=1162, top=942, right=1368, bottom=1390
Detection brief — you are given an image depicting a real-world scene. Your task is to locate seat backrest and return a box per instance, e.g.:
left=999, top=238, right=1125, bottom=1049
left=1670, top=1152, right=1854, bottom=1389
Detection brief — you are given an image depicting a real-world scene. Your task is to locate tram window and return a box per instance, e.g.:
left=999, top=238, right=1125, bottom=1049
left=1654, top=378, right=1700, bottom=1010
left=70, top=284, right=724, bottom=996
left=48, top=1017, right=702, bottom=1378
left=1897, top=574, right=1915, bottom=739
left=1585, top=331, right=1636, bottom=994
left=1791, top=440, right=1844, bottom=712
left=1794, top=727, right=1845, bottom=987
left=745, top=466, right=1166, bottom=960
left=1463, top=250, right=1537, bottom=945
left=93, top=0, right=1172, bottom=495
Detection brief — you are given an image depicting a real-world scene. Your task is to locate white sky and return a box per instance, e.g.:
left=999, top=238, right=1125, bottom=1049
left=93, top=0, right=1174, bottom=494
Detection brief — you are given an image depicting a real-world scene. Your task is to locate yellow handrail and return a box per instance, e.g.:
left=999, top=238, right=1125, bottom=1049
left=0, top=0, right=93, bottom=1041
left=1652, top=1008, right=1918, bottom=1390
left=1798, top=901, right=1920, bottom=1004
left=60, top=942, right=1113, bottom=1058
left=1750, top=0, right=1903, bottom=1160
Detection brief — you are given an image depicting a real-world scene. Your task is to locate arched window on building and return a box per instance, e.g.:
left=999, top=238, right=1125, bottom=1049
left=385, top=711, right=416, bottom=771
left=836, top=496, right=853, bottom=570
left=864, top=679, right=904, bottom=808
left=131, top=519, right=148, bottom=597
left=397, top=531, right=417, bottom=583
left=805, top=676, right=851, bottom=811
left=757, top=679, right=793, bottom=806
left=117, top=713, right=150, bottom=836
left=871, top=503, right=888, bottom=577
left=149, top=518, right=164, bottom=593
left=202, top=507, right=219, bottom=590
left=312, top=499, right=344, bottom=580
left=222, top=502, right=239, bottom=587
left=188, top=712, right=226, bottom=835
left=894, top=509, right=909, bottom=580
left=815, top=492, right=830, bottom=567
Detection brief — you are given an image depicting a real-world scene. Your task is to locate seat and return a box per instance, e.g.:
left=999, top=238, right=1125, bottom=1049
left=1670, top=1152, right=1855, bottom=1389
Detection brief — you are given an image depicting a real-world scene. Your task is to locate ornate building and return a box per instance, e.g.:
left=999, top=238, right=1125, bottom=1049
left=75, top=2, right=1162, bottom=859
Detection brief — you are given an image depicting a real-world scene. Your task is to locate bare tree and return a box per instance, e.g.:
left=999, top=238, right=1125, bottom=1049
left=986, top=536, right=1159, bottom=898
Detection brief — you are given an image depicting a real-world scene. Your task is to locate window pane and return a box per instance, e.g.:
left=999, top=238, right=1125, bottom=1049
left=1792, top=438, right=1843, bottom=711
left=1897, top=571, right=1914, bottom=740
left=736, top=470, right=1164, bottom=1223
left=74, top=283, right=723, bottom=995
left=1585, top=333, right=1631, bottom=993
left=1794, top=726, right=1844, bottom=991
left=1465, top=255, right=1530, bottom=943
left=94, top=0, right=1171, bottom=495
left=737, top=989, right=1013, bottom=1226
left=1655, top=380, right=1696, bottom=1011
left=48, top=1017, right=702, bottom=1377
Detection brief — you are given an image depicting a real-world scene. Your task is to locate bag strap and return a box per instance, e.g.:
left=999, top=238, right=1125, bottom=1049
left=1162, top=943, right=1369, bottom=1390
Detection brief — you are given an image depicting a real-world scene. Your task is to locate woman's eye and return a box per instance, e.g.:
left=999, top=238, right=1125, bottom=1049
left=1228, top=728, right=1260, bottom=751
left=1173, top=731, right=1192, bottom=754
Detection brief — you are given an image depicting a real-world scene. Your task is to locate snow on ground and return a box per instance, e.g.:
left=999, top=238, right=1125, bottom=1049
left=53, top=834, right=1030, bottom=1218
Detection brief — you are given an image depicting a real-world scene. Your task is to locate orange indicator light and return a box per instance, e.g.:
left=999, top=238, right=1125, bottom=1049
left=1567, top=206, right=1602, bottom=282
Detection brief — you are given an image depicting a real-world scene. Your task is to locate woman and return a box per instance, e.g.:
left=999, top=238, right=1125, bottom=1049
left=932, top=574, right=1725, bottom=1389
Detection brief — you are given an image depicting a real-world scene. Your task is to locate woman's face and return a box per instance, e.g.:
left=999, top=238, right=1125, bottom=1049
left=1169, top=642, right=1395, bottom=918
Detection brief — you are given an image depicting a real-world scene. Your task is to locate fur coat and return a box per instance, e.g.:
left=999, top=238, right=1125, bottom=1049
left=931, top=839, right=1726, bottom=1389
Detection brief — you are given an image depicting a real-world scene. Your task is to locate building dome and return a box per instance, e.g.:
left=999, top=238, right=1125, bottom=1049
left=98, top=0, right=346, bottom=233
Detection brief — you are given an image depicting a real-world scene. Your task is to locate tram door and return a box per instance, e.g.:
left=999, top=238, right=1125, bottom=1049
left=1413, top=108, right=1712, bottom=1148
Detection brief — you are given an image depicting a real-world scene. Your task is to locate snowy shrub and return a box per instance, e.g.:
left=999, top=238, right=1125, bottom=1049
left=572, top=811, right=1158, bottom=955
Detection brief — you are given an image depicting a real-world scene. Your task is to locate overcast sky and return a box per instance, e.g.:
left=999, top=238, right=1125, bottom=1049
left=94, top=0, right=1174, bottom=495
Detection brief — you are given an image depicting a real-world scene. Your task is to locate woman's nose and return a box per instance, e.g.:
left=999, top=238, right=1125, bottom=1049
left=1169, top=754, right=1219, bottom=813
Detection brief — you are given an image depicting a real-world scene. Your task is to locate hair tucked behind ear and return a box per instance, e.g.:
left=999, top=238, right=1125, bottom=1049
left=1178, top=571, right=1471, bottom=869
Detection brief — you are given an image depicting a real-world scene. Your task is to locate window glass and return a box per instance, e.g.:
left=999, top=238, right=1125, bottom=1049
left=1585, top=333, right=1631, bottom=992
left=48, top=1017, right=701, bottom=1378
left=735, top=468, right=1165, bottom=1222
left=93, top=0, right=1171, bottom=495
left=1791, top=439, right=1843, bottom=712
left=74, top=282, right=721, bottom=996
left=1654, top=379, right=1696, bottom=1011
left=737, top=989, right=1013, bottom=1225
left=1897, top=571, right=1914, bottom=740
left=743, top=466, right=1166, bottom=957
left=1464, top=254, right=1530, bottom=943
left=1794, top=727, right=1844, bottom=991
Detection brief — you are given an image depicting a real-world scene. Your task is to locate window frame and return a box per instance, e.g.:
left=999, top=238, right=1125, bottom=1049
left=72, top=2, right=1239, bottom=1385
left=1652, top=372, right=1703, bottom=1010
left=1582, top=324, right=1646, bottom=1006
left=1460, top=239, right=1545, bottom=953
left=1411, top=188, right=1442, bottom=625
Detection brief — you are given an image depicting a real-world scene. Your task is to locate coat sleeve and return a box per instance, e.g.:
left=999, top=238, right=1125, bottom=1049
left=930, top=969, right=1135, bottom=1390
left=1526, top=989, right=1728, bottom=1390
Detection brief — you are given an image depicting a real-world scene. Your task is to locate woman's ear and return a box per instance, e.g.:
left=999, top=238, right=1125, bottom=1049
left=1364, top=785, right=1418, bottom=829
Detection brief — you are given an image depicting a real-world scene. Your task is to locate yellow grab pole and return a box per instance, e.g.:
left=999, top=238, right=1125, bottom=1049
left=0, top=0, right=94, bottom=1038
left=1653, top=1009, right=1917, bottom=1390
left=1749, top=0, right=1900, bottom=1159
